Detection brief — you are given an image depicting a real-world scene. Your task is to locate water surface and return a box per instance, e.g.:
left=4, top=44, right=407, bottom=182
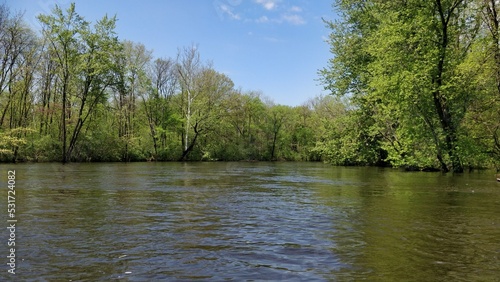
left=0, top=162, right=499, bottom=281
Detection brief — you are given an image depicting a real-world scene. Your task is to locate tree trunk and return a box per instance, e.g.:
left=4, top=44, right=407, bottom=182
left=271, top=130, right=278, bottom=161
left=432, top=0, right=463, bottom=172
left=62, top=75, right=68, bottom=164
left=179, top=122, right=199, bottom=161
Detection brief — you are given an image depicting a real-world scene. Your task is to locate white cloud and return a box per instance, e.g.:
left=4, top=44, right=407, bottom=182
left=281, top=14, right=306, bottom=25
left=251, top=2, right=306, bottom=25
left=255, top=0, right=280, bottom=10
left=256, top=16, right=270, bottom=23
left=263, top=36, right=283, bottom=43
left=219, top=4, right=241, bottom=20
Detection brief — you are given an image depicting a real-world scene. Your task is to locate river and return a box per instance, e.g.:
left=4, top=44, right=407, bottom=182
left=0, top=162, right=499, bottom=281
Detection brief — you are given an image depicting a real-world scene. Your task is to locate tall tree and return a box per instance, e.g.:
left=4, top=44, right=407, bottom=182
left=38, top=3, right=85, bottom=163
left=142, top=57, right=178, bottom=159
left=112, top=40, right=152, bottom=161
left=178, top=67, right=234, bottom=161
left=66, top=14, right=120, bottom=160
left=321, top=0, right=484, bottom=172
left=38, top=3, right=120, bottom=163
left=265, top=104, right=290, bottom=161
left=176, top=45, right=201, bottom=156
left=223, top=90, right=266, bottom=160
left=481, top=0, right=500, bottom=166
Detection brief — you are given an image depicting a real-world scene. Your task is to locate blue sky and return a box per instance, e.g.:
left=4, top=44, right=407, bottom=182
left=6, top=0, right=335, bottom=106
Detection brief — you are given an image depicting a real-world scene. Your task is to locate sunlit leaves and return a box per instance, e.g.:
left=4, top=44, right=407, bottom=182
left=321, top=0, right=498, bottom=171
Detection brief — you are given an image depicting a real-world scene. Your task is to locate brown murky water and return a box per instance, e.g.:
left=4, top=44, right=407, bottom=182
left=0, top=162, right=499, bottom=281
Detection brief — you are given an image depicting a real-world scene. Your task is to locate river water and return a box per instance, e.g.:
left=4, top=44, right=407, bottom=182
left=0, top=162, right=499, bottom=281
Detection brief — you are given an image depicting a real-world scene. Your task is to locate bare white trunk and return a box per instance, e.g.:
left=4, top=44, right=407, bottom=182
left=185, top=89, right=191, bottom=152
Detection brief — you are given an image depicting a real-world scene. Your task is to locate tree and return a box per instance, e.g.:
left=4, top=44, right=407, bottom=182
left=321, top=0, right=490, bottom=172
left=38, top=3, right=85, bottom=163
left=264, top=104, right=290, bottom=160
left=178, top=66, right=234, bottom=161
left=38, top=3, right=120, bottom=163
left=67, top=14, right=120, bottom=161
left=112, top=40, right=152, bottom=161
left=176, top=45, right=201, bottom=158
left=0, top=5, right=39, bottom=161
left=210, top=90, right=267, bottom=160
left=142, top=57, right=178, bottom=159
left=480, top=0, right=500, bottom=167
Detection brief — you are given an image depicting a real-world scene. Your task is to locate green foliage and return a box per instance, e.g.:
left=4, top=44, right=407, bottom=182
left=0, top=128, right=32, bottom=161
left=320, top=0, right=500, bottom=171
left=0, top=1, right=498, bottom=171
left=24, top=134, right=61, bottom=162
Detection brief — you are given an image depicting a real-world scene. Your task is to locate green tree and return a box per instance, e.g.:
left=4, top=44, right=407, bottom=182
left=480, top=0, right=500, bottom=167
left=264, top=104, right=290, bottom=160
left=38, top=3, right=84, bottom=163
left=112, top=40, right=152, bottom=161
left=0, top=4, right=39, bottom=161
left=176, top=45, right=202, bottom=159
left=307, top=95, right=379, bottom=165
left=179, top=67, right=234, bottom=160
left=67, top=14, right=120, bottom=161
left=214, top=90, right=266, bottom=160
left=321, top=0, right=491, bottom=172
left=38, top=3, right=120, bottom=163
left=142, top=57, right=179, bottom=159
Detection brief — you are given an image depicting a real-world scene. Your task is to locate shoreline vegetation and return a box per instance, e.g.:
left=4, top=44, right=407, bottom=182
left=0, top=2, right=499, bottom=172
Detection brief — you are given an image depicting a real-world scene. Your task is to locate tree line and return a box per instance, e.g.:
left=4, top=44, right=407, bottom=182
left=0, top=3, right=349, bottom=164
left=1, top=2, right=499, bottom=171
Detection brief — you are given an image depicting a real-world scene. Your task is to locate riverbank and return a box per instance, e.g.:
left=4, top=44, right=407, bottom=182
left=2, top=158, right=498, bottom=174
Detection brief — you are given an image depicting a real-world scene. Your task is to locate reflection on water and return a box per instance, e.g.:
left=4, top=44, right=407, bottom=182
left=0, top=162, right=499, bottom=281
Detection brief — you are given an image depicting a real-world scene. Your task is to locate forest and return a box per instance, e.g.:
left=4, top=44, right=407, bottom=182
left=0, top=1, right=499, bottom=172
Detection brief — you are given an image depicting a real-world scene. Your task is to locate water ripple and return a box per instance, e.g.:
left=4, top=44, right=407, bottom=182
left=1, top=162, right=499, bottom=281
